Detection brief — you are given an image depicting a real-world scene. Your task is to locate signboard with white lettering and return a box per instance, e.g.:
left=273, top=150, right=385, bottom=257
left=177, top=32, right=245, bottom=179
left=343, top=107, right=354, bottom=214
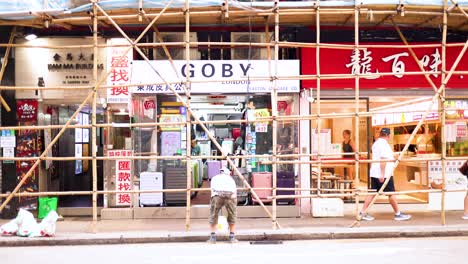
left=302, top=43, right=468, bottom=89
left=131, top=60, right=300, bottom=94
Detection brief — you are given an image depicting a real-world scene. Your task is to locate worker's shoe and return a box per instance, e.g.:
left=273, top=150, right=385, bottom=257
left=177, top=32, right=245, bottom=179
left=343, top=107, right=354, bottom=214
left=228, top=233, right=238, bottom=243
left=207, top=234, right=216, bottom=244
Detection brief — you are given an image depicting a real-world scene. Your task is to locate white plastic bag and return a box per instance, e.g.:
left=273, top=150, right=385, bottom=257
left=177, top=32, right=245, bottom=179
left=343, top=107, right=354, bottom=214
left=0, top=219, right=19, bottom=236
left=38, top=210, right=59, bottom=237
left=16, top=209, right=39, bottom=237
left=217, top=215, right=229, bottom=234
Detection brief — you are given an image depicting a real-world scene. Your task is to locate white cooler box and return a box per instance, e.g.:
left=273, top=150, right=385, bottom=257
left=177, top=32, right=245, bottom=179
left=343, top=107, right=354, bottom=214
left=140, top=172, right=163, bottom=206
left=311, top=198, right=344, bottom=217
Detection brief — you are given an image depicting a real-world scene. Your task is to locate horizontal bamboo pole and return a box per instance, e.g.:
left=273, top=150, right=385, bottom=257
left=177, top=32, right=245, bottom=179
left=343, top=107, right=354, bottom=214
left=2, top=41, right=466, bottom=50
left=47, top=6, right=468, bottom=25
left=7, top=186, right=465, bottom=199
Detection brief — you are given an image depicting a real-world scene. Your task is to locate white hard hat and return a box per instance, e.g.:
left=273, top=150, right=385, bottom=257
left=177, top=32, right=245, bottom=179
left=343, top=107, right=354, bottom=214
left=220, top=167, right=230, bottom=174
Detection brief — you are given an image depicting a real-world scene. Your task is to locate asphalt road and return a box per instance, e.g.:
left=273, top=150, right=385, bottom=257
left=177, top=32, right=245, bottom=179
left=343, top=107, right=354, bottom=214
left=1, top=237, right=467, bottom=264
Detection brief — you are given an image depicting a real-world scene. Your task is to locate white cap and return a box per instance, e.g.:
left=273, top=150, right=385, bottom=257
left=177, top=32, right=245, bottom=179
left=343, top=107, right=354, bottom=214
left=220, top=167, right=230, bottom=174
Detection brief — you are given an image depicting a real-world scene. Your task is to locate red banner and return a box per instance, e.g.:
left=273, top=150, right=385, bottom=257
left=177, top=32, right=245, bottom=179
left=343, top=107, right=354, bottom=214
left=16, top=99, right=38, bottom=122
left=301, top=43, right=468, bottom=89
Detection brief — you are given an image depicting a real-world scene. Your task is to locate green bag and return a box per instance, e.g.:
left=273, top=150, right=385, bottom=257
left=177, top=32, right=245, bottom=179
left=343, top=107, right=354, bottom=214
left=38, top=197, right=58, bottom=219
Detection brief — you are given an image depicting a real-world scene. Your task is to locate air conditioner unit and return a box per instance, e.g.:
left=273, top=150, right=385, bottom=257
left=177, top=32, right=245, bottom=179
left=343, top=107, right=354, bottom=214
left=153, top=32, right=200, bottom=60
left=231, top=32, right=272, bottom=60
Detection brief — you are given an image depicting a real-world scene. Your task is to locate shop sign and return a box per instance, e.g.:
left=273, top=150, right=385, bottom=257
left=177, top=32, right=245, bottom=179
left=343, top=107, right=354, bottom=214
left=48, top=51, right=103, bottom=86
left=302, top=43, right=468, bottom=89
left=108, top=150, right=132, bottom=206
left=107, top=38, right=133, bottom=103
left=372, top=100, right=439, bottom=126
left=131, top=60, right=300, bottom=94
left=16, top=99, right=38, bottom=122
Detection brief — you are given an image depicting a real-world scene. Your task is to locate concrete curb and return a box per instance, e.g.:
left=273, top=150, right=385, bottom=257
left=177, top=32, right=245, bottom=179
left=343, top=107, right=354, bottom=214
left=2, top=227, right=468, bottom=247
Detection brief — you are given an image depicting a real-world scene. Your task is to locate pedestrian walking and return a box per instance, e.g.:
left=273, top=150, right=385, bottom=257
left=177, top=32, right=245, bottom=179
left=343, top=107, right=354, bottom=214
left=207, top=167, right=238, bottom=243
left=459, top=160, right=468, bottom=220
left=359, top=128, right=412, bottom=221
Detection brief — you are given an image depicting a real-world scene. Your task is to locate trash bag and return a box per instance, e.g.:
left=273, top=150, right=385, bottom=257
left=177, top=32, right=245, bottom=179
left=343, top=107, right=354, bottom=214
left=38, top=197, right=58, bottom=219
left=0, top=219, right=19, bottom=236
left=38, top=210, right=59, bottom=237
left=16, top=209, right=39, bottom=237
left=216, top=215, right=229, bottom=234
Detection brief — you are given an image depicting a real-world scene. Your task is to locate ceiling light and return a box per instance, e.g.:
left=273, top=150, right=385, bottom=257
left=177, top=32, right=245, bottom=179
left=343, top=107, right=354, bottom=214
left=25, top=34, right=37, bottom=41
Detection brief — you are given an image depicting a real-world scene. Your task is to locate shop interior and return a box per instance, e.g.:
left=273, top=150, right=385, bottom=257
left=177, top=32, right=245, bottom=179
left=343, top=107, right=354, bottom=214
left=131, top=94, right=299, bottom=207
left=311, top=96, right=468, bottom=204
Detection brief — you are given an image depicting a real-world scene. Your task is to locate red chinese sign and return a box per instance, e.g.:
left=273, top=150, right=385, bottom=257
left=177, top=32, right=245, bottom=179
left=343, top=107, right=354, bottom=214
left=108, top=150, right=132, bottom=206
left=301, top=43, right=468, bottom=89
left=107, top=38, right=133, bottom=103
left=16, top=100, right=38, bottom=122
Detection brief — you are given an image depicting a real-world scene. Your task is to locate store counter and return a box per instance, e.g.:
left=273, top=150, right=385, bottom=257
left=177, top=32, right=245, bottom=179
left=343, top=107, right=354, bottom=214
left=394, top=157, right=431, bottom=202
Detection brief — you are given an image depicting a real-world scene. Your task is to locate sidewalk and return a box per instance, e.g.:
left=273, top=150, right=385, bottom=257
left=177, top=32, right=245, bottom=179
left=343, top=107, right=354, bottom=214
left=1, top=209, right=468, bottom=247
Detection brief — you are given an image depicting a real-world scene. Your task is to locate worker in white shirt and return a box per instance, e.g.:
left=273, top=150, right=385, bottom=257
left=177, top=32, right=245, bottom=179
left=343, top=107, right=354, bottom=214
left=208, top=167, right=238, bottom=243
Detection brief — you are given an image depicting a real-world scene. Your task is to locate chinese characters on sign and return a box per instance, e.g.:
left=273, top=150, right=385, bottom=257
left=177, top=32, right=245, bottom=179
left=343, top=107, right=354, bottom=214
left=301, top=43, right=467, bottom=89
left=109, top=150, right=133, bottom=206
left=106, top=38, right=133, bottom=103
left=16, top=100, right=38, bottom=122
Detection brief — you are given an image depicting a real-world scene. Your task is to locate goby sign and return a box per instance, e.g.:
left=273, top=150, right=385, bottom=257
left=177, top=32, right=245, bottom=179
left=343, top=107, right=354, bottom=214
left=131, top=60, right=300, bottom=94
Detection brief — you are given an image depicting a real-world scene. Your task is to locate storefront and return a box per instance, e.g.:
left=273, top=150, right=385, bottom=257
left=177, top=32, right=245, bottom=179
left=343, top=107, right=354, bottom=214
left=100, top=58, right=302, bottom=218
left=301, top=42, right=468, bottom=208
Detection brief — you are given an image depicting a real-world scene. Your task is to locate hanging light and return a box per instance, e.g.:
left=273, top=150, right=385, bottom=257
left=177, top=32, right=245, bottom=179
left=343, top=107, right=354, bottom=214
left=25, top=33, right=37, bottom=41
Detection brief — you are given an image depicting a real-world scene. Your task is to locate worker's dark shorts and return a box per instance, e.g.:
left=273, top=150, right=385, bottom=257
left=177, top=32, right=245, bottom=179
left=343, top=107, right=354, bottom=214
left=209, top=196, right=237, bottom=225
left=370, top=177, right=396, bottom=193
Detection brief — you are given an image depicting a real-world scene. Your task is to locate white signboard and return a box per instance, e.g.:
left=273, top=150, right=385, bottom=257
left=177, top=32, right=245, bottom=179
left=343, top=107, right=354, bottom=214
left=109, top=150, right=133, bottom=206
left=106, top=38, right=133, bottom=103
left=131, top=60, right=300, bottom=94
left=0, top=136, right=16, bottom=148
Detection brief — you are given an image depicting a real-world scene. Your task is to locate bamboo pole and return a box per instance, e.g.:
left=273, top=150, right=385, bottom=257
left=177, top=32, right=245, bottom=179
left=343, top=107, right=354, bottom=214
left=184, top=0, right=192, bottom=232
left=1, top=40, right=466, bottom=50
left=450, top=0, right=468, bottom=18
left=391, top=19, right=441, bottom=96
left=94, top=2, right=280, bottom=228
left=91, top=1, right=99, bottom=233
left=353, top=0, right=361, bottom=221
left=4, top=185, right=468, bottom=199
left=440, top=0, right=448, bottom=226
left=316, top=0, right=322, bottom=201
left=0, top=26, right=16, bottom=112
left=271, top=1, right=280, bottom=230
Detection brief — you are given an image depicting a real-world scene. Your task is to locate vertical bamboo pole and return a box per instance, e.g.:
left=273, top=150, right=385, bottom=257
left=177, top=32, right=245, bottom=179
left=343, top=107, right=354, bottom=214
left=91, top=1, right=99, bottom=233
left=184, top=0, right=192, bottom=231
left=316, top=1, right=322, bottom=199
left=271, top=2, right=279, bottom=230
left=440, top=0, right=448, bottom=226
left=0, top=26, right=16, bottom=112
left=353, top=1, right=361, bottom=218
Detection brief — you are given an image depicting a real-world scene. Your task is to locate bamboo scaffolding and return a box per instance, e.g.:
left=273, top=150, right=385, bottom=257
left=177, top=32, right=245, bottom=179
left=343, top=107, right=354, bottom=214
left=184, top=0, right=192, bottom=231
left=0, top=89, right=94, bottom=213
left=0, top=26, right=16, bottom=112
left=93, top=1, right=280, bottom=229
left=4, top=186, right=468, bottom=199
left=315, top=0, right=322, bottom=202
left=1, top=41, right=467, bottom=51
left=353, top=0, right=361, bottom=221
left=44, top=7, right=468, bottom=25
left=271, top=2, right=279, bottom=230
left=351, top=37, right=468, bottom=227
left=0, top=0, right=466, bottom=233
left=440, top=0, right=448, bottom=226
left=91, top=1, right=98, bottom=233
